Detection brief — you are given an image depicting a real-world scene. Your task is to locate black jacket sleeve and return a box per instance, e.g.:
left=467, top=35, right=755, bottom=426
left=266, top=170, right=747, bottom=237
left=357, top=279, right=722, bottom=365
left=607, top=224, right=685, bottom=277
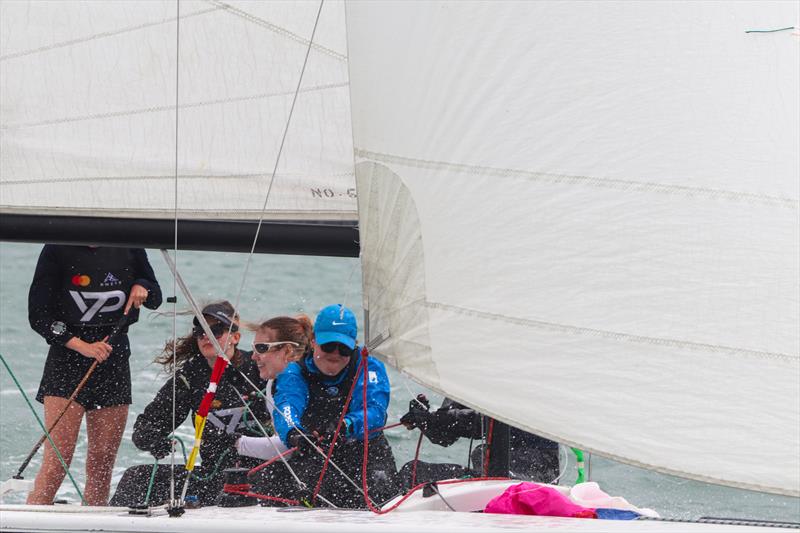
left=422, top=399, right=483, bottom=447
left=132, top=373, right=191, bottom=453
left=122, top=249, right=162, bottom=328
left=130, top=249, right=162, bottom=309
left=28, top=245, right=73, bottom=346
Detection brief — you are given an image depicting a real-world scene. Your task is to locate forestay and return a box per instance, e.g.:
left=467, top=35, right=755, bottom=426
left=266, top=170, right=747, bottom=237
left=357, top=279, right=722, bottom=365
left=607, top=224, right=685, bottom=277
left=348, top=2, right=800, bottom=496
left=0, top=0, right=356, bottom=223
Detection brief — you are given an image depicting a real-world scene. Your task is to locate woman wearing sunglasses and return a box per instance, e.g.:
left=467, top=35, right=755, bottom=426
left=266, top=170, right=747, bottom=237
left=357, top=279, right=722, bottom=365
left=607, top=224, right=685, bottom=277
left=233, top=314, right=313, bottom=461
left=256, top=304, right=399, bottom=508
left=110, top=301, right=269, bottom=507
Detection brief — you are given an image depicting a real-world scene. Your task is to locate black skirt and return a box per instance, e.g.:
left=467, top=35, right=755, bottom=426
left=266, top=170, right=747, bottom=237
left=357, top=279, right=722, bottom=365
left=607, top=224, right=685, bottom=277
left=36, top=333, right=132, bottom=409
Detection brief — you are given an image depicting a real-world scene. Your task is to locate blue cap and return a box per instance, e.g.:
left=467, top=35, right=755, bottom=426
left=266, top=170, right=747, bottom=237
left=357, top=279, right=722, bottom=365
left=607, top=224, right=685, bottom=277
left=314, top=304, right=357, bottom=349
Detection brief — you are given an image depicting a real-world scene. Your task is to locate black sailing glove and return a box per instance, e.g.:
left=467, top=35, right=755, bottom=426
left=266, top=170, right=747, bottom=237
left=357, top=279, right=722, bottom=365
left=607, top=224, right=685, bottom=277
left=148, top=438, right=173, bottom=460
left=400, top=394, right=432, bottom=430
left=287, top=429, right=320, bottom=458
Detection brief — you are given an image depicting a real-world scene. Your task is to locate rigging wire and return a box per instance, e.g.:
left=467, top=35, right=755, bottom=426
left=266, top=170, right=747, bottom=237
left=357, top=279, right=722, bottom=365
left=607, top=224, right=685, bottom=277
left=224, top=0, right=327, bottom=349
left=169, top=0, right=182, bottom=508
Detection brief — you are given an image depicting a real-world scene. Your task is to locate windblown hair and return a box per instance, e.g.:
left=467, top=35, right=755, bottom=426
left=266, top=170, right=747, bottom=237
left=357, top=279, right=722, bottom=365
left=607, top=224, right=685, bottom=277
left=154, top=301, right=241, bottom=372
left=250, top=314, right=314, bottom=362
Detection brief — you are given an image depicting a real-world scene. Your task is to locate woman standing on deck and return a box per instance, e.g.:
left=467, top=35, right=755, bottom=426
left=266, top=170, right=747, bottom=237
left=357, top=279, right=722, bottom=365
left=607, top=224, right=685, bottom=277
left=27, top=245, right=161, bottom=505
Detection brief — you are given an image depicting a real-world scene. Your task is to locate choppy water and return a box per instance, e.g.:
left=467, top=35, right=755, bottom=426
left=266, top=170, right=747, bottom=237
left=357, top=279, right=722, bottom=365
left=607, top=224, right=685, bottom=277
left=1, top=242, right=798, bottom=522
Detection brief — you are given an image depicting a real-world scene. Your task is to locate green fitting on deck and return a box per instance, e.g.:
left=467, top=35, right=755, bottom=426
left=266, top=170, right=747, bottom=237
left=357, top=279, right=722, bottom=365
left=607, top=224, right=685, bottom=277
left=571, top=447, right=585, bottom=484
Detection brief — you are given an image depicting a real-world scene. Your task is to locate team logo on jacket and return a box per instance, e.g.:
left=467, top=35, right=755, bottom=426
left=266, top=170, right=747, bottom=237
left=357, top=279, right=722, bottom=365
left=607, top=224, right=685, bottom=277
left=100, top=272, right=121, bottom=286
left=69, top=290, right=125, bottom=321
left=325, top=386, right=339, bottom=396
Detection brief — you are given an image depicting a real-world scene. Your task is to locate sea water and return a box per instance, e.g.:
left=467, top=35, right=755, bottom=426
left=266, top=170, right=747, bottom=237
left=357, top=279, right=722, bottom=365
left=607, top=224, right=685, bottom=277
left=1, top=242, right=798, bottom=522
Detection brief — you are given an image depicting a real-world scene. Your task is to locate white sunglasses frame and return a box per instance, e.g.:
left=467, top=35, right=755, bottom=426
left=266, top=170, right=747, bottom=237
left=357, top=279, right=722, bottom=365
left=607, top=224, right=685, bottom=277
left=252, top=341, right=299, bottom=354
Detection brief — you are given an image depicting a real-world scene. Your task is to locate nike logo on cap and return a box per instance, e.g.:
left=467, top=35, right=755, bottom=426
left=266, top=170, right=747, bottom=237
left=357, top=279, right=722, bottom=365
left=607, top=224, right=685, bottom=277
left=331, top=321, right=348, bottom=326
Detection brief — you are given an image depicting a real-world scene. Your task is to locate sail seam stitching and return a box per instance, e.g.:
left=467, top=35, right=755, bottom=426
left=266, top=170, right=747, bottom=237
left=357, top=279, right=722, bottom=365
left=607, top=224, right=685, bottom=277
left=1, top=82, right=349, bottom=131
left=0, top=171, right=354, bottom=186
left=0, top=6, right=221, bottom=62
left=208, top=0, right=346, bottom=61
left=424, top=301, right=798, bottom=362
left=355, top=149, right=798, bottom=209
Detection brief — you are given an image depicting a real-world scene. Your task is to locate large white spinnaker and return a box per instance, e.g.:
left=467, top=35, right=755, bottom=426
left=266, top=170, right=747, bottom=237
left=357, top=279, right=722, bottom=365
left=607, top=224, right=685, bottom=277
left=348, top=1, right=800, bottom=496
left=0, top=1, right=355, bottom=227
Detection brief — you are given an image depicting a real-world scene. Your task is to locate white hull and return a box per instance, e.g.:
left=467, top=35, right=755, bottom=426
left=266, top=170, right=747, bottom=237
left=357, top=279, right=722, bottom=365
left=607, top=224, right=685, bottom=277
left=0, top=504, right=782, bottom=533
left=0, top=480, right=788, bottom=533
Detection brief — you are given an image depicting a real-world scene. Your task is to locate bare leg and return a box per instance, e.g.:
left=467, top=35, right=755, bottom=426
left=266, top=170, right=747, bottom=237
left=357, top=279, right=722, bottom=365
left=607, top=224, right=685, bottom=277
left=26, top=396, right=85, bottom=505
left=83, top=404, right=128, bottom=506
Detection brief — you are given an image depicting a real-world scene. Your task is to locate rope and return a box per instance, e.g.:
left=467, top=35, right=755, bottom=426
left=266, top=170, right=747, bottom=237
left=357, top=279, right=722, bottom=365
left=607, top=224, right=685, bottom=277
left=0, top=353, right=86, bottom=504
left=483, top=418, right=495, bottom=476
left=247, top=447, right=298, bottom=476
left=224, top=490, right=299, bottom=506
left=311, top=354, right=367, bottom=504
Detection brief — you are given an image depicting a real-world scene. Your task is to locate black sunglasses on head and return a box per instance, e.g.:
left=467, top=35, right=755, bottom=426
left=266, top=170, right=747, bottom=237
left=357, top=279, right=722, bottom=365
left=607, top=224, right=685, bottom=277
left=319, top=342, right=355, bottom=358
left=193, top=322, right=237, bottom=338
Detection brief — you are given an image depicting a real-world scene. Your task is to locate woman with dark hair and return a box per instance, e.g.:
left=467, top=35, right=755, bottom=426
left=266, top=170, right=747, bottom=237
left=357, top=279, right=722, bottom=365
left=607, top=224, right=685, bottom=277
left=110, top=301, right=269, bottom=507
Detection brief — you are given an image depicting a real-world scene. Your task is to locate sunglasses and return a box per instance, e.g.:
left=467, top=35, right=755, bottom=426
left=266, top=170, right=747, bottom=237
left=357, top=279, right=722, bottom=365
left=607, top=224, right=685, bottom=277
left=319, top=342, right=355, bottom=358
left=252, top=341, right=299, bottom=354
left=193, top=322, right=238, bottom=339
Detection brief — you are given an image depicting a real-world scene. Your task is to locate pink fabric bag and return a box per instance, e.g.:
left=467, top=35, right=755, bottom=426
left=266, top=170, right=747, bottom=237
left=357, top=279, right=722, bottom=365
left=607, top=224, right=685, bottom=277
left=484, top=482, right=597, bottom=518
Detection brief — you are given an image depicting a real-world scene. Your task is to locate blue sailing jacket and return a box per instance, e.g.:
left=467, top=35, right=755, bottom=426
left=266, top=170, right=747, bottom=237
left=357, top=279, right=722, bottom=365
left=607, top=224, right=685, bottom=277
left=273, top=351, right=390, bottom=445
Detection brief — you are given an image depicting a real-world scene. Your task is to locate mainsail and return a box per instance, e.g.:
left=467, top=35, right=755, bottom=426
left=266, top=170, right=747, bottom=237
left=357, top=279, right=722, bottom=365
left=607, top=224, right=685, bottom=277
left=348, top=2, right=800, bottom=496
left=0, top=0, right=357, bottom=254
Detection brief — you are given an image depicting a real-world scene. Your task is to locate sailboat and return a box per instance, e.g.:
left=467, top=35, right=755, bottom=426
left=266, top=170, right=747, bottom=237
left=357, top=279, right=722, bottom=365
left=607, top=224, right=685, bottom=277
left=1, top=1, right=797, bottom=531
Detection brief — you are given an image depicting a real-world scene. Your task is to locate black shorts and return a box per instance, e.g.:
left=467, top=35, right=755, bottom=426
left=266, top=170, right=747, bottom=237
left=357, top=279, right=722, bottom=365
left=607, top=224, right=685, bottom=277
left=36, top=334, right=132, bottom=410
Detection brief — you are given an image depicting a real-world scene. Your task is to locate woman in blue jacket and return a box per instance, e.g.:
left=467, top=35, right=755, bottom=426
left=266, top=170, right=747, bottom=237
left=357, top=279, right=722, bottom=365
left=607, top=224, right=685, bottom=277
left=258, top=304, right=398, bottom=508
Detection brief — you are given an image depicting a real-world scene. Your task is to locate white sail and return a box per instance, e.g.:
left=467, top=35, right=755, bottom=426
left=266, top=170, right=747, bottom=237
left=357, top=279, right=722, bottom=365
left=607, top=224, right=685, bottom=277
left=348, top=1, right=800, bottom=496
left=0, top=0, right=355, bottom=222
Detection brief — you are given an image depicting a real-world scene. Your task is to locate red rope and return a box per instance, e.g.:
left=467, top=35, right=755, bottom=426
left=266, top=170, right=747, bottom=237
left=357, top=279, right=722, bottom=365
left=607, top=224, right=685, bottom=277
left=247, top=447, right=298, bottom=476
left=225, top=490, right=299, bottom=506
left=372, top=421, right=403, bottom=432
left=311, top=354, right=367, bottom=504
left=483, top=418, right=495, bottom=476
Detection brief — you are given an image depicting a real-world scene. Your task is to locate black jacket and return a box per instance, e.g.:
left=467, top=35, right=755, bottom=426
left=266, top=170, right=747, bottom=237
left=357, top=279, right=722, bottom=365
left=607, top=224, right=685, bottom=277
left=28, top=245, right=161, bottom=345
left=422, top=399, right=560, bottom=482
left=133, top=350, right=269, bottom=467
